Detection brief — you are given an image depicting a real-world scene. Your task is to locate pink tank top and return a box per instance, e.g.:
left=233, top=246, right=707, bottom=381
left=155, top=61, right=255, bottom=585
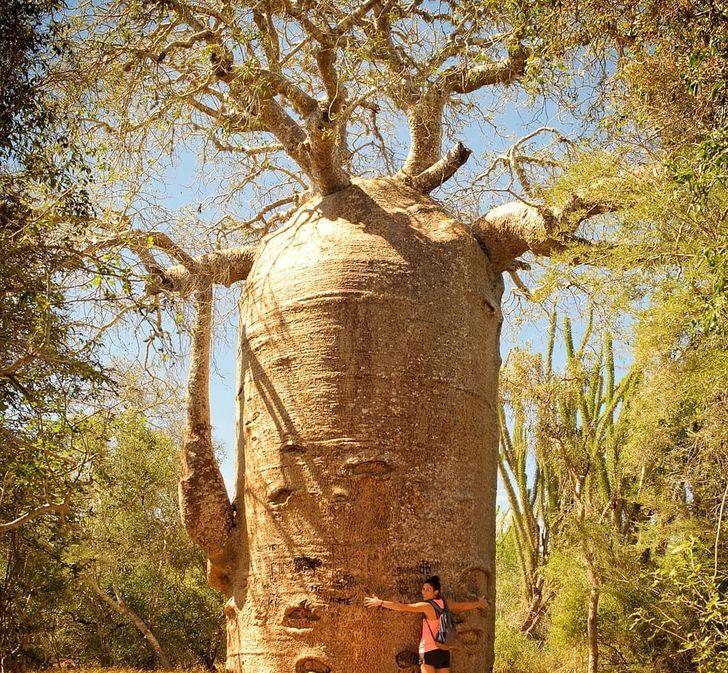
left=419, top=598, right=444, bottom=655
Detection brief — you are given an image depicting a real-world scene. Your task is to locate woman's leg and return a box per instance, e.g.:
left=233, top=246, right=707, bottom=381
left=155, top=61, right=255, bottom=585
left=420, top=665, right=436, bottom=673
left=435, top=668, right=450, bottom=673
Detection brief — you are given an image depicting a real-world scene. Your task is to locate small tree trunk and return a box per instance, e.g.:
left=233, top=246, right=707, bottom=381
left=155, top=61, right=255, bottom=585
left=87, top=578, right=172, bottom=669
left=519, top=578, right=552, bottom=636
left=586, top=562, right=600, bottom=673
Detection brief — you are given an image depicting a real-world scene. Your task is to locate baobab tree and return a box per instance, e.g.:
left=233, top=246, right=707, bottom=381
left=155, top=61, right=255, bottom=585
left=72, top=1, right=621, bottom=670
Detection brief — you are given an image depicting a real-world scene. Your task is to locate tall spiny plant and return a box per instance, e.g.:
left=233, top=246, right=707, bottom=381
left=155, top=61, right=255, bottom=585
left=499, top=312, right=558, bottom=637
left=546, top=315, right=639, bottom=673
left=500, top=310, right=640, bottom=671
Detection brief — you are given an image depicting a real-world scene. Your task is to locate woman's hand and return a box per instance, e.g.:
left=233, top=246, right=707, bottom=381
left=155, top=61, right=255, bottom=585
left=364, top=596, right=383, bottom=609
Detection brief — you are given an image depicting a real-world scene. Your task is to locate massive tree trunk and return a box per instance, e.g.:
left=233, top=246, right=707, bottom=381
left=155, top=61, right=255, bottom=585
left=222, top=178, right=501, bottom=673
left=75, top=4, right=626, bottom=668
left=165, top=171, right=603, bottom=672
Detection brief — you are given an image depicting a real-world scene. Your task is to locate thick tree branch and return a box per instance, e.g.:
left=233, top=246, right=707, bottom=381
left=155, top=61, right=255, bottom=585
left=179, top=281, right=237, bottom=593
left=234, top=66, right=319, bottom=118
left=255, top=99, right=312, bottom=173
left=365, top=1, right=446, bottom=177
left=228, top=65, right=350, bottom=193
left=85, top=232, right=258, bottom=296
left=304, top=108, right=352, bottom=194
left=0, top=499, right=70, bottom=533
left=252, top=8, right=281, bottom=69
left=474, top=201, right=559, bottom=270
left=473, top=197, right=621, bottom=271
left=283, top=0, right=378, bottom=116
left=370, top=0, right=412, bottom=80
left=442, top=44, right=531, bottom=94
left=392, top=38, right=529, bottom=178
left=87, top=233, right=258, bottom=592
left=150, top=245, right=258, bottom=296
left=397, top=94, right=446, bottom=178
left=172, top=17, right=346, bottom=193
left=408, top=141, right=472, bottom=193
left=314, top=45, right=345, bottom=115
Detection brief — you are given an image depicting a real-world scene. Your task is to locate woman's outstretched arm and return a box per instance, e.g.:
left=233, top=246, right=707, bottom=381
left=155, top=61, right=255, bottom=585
left=363, top=596, right=432, bottom=615
left=449, top=597, right=487, bottom=612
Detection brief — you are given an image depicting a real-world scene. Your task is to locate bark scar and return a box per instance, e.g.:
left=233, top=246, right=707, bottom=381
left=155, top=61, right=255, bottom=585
left=344, top=458, right=394, bottom=477
left=283, top=601, right=321, bottom=628
left=295, top=657, right=331, bottom=673
left=269, top=487, right=294, bottom=507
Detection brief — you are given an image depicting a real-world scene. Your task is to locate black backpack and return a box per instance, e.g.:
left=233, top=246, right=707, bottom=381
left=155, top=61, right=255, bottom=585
left=424, top=598, right=457, bottom=649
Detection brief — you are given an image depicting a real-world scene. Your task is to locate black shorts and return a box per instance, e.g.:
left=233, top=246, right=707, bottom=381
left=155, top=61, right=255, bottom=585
left=420, top=649, right=451, bottom=668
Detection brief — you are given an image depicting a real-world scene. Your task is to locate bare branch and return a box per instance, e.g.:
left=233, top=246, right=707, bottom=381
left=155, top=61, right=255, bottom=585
left=85, top=230, right=197, bottom=270
left=476, top=127, right=573, bottom=198
left=229, top=197, right=296, bottom=233
left=205, top=135, right=282, bottom=156
left=0, top=499, right=70, bottom=534
left=252, top=8, right=281, bottom=68
left=84, top=231, right=258, bottom=296
left=442, top=44, right=531, bottom=94
left=156, top=28, right=216, bottom=61
left=0, top=353, right=35, bottom=379
left=234, top=66, right=319, bottom=118
left=315, top=45, right=345, bottom=115
left=86, top=576, right=172, bottom=667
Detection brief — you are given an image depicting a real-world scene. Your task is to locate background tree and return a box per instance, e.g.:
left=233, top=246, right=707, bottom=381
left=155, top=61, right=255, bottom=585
left=497, top=317, right=559, bottom=640
left=492, top=5, right=728, bottom=666
left=534, top=8, right=728, bottom=670
left=498, top=312, right=640, bottom=672
left=67, top=410, right=224, bottom=669
left=2, top=397, right=226, bottom=670
left=0, top=0, right=103, bottom=534
left=0, top=1, right=108, bottom=667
